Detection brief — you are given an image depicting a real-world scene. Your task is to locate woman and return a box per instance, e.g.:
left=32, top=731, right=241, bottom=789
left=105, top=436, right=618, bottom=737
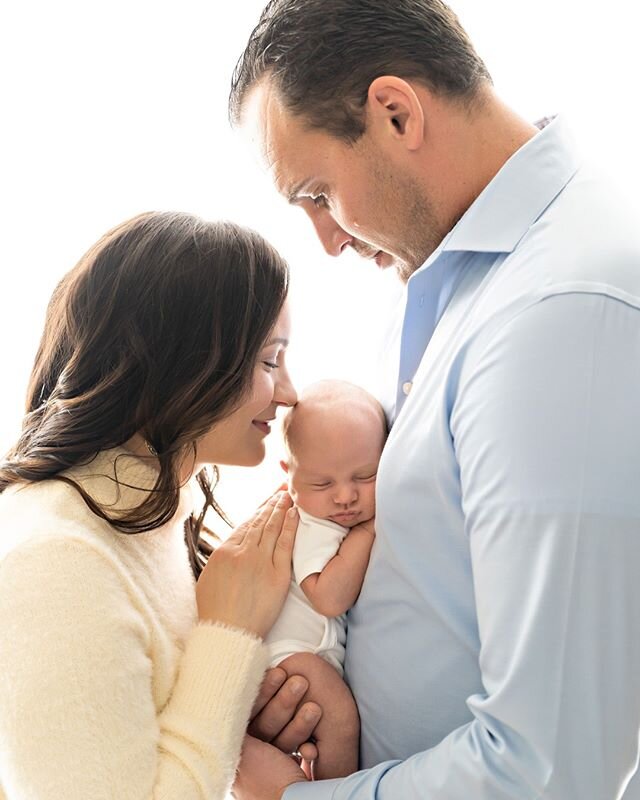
left=0, top=212, right=307, bottom=798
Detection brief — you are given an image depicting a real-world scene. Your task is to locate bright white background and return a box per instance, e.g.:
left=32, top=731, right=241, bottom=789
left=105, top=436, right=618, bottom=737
left=1, top=0, right=638, bottom=525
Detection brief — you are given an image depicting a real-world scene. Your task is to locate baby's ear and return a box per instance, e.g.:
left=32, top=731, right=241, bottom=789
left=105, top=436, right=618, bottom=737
left=279, top=459, right=289, bottom=474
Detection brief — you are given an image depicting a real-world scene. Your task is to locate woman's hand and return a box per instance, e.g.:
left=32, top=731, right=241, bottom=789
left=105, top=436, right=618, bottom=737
left=195, top=492, right=298, bottom=638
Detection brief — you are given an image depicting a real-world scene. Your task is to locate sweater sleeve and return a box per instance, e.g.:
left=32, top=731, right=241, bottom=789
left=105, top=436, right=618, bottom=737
left=0, top=535, right=268, bottom=800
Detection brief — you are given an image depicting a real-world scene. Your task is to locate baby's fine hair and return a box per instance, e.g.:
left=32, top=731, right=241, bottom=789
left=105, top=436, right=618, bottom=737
left=282, top=379, right=387, bottom=458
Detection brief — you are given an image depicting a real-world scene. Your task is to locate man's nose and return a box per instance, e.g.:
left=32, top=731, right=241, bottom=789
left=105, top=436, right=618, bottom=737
left=333, top=483, right=357, bottom=505
left=308, top=209, right=353, bottom=257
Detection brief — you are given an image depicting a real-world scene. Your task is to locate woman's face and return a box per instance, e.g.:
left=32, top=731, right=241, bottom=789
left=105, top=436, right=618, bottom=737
left=195, top=302, right=296, bottom=468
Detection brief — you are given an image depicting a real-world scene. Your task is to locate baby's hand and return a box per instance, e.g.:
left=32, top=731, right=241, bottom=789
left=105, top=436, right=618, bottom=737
left=351, top=516, right=375, bottom=538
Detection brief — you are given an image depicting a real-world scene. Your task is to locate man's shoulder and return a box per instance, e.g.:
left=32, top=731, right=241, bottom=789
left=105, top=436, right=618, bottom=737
left=532, top=161, right=640, bottom=290
left=489, top=164, right=640, bottom=315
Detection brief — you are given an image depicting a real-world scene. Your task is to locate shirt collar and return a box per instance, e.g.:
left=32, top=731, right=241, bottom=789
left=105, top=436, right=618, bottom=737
left=412, top=115, right=581, bottom=274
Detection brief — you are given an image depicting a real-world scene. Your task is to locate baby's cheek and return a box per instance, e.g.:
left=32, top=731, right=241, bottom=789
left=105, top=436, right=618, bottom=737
left=291, top=486, right=322, bottom=516
left=363, top=484, right=377, bottom=518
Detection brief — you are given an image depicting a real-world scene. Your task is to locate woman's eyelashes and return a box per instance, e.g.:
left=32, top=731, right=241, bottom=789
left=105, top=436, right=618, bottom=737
left=261, top=348, right=283, bottom=371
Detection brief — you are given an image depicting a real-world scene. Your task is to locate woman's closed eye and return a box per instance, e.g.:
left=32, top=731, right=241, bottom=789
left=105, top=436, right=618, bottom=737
left=260, top=348, right=283, bottom=371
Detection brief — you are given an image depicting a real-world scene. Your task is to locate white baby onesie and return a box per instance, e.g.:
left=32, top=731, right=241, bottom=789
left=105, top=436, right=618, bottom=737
left=264, top=508, right=349, bottom=675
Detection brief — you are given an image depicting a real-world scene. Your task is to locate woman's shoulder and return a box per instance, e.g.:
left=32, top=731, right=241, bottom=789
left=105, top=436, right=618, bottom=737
left=0, top=447, right=159, bottom=560
left=0, top=477, right=96, bottom=558
left=0, top=476, right=158, bottom=633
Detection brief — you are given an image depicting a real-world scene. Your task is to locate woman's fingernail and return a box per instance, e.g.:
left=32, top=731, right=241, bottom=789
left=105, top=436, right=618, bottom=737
left=290, top=678, right=306, bottom=697
left=304, top=708, right=320, bottom=722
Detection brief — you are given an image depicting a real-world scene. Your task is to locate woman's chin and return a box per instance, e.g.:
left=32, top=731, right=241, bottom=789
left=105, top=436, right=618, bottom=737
left=223, top=446, right=266, bottom=468
left=191, top=448, right=266, bottom=471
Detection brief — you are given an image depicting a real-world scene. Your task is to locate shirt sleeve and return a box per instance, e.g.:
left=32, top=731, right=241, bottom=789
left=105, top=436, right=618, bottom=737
left=292, top=513, right=348, bottom=585
left=285, top=291, right=640, bottom=798
left=0, top=535, right=268, bottom=800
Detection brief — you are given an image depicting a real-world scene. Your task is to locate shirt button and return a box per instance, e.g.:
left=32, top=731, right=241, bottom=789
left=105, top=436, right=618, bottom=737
left=402, top=381, right=413, bottom=396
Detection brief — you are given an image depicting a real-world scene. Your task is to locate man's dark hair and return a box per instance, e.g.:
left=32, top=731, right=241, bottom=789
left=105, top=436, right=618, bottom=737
left=230, top=0, right=492, bottom=142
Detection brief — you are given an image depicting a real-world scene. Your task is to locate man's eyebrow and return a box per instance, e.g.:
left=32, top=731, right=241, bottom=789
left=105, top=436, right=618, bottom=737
left=286, top=179, right=311, bottom=205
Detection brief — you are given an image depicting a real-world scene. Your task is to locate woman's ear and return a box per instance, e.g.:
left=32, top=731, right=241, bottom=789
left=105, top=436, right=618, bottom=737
left=366, top=75, right=426, bottom=152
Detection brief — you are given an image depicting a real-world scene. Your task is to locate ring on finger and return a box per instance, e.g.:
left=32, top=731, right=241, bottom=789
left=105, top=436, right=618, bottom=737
left=290, top=751, right=316, bottom=781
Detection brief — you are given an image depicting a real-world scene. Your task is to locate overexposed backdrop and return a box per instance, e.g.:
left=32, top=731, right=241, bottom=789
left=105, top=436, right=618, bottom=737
left=1, top=0, right=638, bottom=524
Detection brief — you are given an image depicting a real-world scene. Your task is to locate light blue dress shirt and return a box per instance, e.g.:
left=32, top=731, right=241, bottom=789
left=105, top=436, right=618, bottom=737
left=285, top=117, right=640, bottom=799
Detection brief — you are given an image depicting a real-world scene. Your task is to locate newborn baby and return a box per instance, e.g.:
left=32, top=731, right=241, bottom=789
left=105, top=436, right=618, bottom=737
left=264, top=379, right=386, bottom=779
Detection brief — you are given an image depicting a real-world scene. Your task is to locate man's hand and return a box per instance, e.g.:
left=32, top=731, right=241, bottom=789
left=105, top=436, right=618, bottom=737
left=248, top=667, right=321, bottom=762
left=233, top=735, right=308, bottom=799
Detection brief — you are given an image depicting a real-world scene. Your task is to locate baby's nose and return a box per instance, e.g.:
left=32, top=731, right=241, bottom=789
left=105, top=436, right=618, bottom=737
left=333, top=484, right=357, bottom=505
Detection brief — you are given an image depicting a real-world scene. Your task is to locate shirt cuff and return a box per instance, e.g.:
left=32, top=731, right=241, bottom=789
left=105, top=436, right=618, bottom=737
left=283, top=778, right=343, bottom=799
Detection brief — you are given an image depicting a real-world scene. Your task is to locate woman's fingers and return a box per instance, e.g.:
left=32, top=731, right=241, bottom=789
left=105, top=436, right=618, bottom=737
left=259, top=491, right=295, bottom=542
left=245, top=491, right=293, bottom=548
left=227, top=492, right=294, bottom=553
left=227, top=492, right=283, bottom=546
left=257, top=482, right=289, bottom=509
left=270, top=506, right=298, bottom=568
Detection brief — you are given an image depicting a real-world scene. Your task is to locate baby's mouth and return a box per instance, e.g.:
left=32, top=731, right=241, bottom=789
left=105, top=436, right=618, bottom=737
left=330, top=510, right=359, bottom=522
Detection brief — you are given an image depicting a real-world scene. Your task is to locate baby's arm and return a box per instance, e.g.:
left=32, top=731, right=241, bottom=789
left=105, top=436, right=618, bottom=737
left=300, top=519, right=375, bottom=617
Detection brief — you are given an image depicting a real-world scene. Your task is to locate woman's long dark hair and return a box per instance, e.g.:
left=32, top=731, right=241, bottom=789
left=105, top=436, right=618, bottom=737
left=0, top=211, right=289, bottom=576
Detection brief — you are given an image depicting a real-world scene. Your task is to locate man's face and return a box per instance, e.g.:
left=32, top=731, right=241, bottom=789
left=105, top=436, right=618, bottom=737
left=243, top=81, right=446, bottom=281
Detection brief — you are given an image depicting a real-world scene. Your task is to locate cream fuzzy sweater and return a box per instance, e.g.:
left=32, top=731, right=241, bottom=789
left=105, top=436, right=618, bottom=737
left=0, top=448, right=268, bottom=799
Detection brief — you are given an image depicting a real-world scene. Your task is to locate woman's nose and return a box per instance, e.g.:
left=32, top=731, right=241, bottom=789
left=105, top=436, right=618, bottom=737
left=275, top=367, right=297, bottom=408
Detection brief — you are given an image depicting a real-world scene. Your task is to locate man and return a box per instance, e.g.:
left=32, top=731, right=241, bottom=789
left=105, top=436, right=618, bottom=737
left=229, top=1, right=640, bottom=797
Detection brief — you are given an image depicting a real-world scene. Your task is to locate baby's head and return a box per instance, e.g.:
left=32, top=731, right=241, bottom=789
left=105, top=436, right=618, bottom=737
left=281, top=380, right=387, bottom=528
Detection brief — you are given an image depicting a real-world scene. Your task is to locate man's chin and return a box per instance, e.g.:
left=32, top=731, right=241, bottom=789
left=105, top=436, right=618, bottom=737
left=367, top=249, right=416, bottom=283
left=373, top=250, right=394, bottom=269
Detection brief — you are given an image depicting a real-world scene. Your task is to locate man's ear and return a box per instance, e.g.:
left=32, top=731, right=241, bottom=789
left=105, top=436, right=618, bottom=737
left=366, top=76, right=425, bottom=151
left=279, top=459, right=289, bottom=474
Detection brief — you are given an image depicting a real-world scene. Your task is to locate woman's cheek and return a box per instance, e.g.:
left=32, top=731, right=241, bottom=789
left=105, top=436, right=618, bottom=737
left=252, top=369, right=275, bottom=408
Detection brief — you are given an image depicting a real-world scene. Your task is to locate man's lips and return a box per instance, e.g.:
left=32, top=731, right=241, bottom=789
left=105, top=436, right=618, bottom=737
left=352, top=241, right=391, bottom=267
left=374, top=250, right=390, bottom=268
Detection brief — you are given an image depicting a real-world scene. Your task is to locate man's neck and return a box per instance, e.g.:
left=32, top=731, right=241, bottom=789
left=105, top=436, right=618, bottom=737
left=420, top=87, right=539, bottom=229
